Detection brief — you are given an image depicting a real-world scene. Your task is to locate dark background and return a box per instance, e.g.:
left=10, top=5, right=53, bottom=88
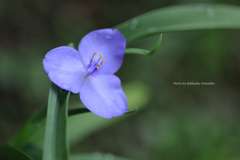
left=1, top=0, right=240, bottom=159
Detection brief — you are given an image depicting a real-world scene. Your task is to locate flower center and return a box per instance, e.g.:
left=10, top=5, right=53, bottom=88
left=87, top=52, right=105, bottom=75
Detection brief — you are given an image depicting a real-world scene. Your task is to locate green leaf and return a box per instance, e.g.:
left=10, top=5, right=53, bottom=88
left=68, top=106, right=137, bottom=117
left=125, top=34, right=162, bottom=55
left=68, top=108, right=90, bottom=116
left=125, top=107, right=137, bottom=114
left=70, top=153, right=130, bottom=160
left=10, top=105, right=47, bottom=148
left=9, top=106, right=46, bottom=159
left=0, top=146, right=33, bottom=160
left=42, top=83, right=70, bottom=160
left=116, top=4, right=240, bottom=43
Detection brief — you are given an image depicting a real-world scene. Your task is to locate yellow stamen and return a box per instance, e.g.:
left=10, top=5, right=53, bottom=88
left=102, top=60, right=105, bottom=63
left=94, top=52, right=97, bottom=55
left=98, top=63, right=101, bottom=66
left=97, top=66, right=99, bottom=70
left=99, top=54, right=103, bottom=58
left=92, top=58, right=94, bottom=62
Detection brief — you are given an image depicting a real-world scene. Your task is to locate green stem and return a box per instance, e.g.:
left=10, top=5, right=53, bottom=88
left=42, top=83, right=70, bottom=160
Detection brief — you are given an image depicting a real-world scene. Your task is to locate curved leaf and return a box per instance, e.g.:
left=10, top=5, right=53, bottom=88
left=10, top=105, right=47, bottom=148
left=0, top=146, right=33, bottom=160
left=116, top=4, right=240, bottom=43
left=125, top=34, right=162, bottom=55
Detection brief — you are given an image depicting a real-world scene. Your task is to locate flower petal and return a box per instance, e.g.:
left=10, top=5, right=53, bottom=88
left=78, top=28, right=126, bottom=74
left=80, top=74, right=128, bottom=118
left=43, top=46, right=86, bottom=93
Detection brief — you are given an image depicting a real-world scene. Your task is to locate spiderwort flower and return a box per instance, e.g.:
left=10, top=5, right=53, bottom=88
left=43, top=29, right=127, bottom=118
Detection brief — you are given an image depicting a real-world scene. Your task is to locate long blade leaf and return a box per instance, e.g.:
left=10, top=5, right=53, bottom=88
left=43, top=83, right=70, bottom=160
left=116, top=4, right=240, bottom=43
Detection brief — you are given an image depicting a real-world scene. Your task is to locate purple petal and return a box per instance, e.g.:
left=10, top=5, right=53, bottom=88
left=78, top=28, right=126, bottom=74
left=43, top=46, right=86, bottom=93
left=80, top=74, right=128, bottom=118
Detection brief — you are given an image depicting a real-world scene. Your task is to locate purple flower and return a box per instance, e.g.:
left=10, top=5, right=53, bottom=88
left=43, top=29, right=128, bottom=118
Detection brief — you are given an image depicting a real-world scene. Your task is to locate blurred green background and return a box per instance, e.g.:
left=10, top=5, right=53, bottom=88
left=1, top=0, right=240, bottom=159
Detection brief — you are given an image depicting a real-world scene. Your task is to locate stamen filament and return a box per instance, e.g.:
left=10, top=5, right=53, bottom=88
left=88, top=52, right=105, bottom=74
